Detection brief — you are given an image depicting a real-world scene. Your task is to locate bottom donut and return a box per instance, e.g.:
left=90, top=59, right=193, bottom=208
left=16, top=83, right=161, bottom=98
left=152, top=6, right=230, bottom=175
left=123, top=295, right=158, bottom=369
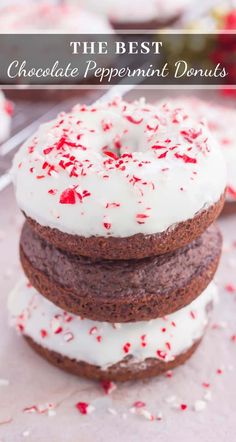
left=24, top=336, right=201, bottom=382
left=8, top=280, right=217, bottom=382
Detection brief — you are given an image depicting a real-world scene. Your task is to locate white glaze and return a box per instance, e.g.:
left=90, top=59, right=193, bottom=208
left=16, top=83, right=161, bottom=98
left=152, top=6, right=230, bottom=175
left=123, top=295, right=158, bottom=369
left=12, top=97, right=226, bottom=238
left=69, top=0, right=195, bottom=24
left=8, top=279, right=217, bottom=369
left=156, top=97, right=236, bottom=201
left=0, top=2, right=112, bottom=33
left=0, top=91, right=12, bottom=144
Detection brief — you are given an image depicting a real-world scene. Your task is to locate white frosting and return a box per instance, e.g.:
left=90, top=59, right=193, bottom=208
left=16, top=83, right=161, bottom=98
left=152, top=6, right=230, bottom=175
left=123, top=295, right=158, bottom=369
left=8, top=279, right=217, bottom=369
left=12, top=97, right=226, bottom=238
left=156, top=97, right=236, bottom=202
left=0, top=3, right=112, bottom=33
left=69, top=0, right=195, bottom=24
left=0, top=91, right=12, bottom=143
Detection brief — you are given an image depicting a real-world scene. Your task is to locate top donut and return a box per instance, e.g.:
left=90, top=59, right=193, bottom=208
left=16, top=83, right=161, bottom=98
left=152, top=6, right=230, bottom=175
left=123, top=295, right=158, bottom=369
left=12, top=98, right=226, bottom=259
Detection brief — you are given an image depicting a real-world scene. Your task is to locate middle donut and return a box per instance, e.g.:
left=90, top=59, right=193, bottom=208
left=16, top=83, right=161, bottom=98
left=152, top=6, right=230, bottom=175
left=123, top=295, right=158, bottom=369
left=20, top=221, right=222, bottom=322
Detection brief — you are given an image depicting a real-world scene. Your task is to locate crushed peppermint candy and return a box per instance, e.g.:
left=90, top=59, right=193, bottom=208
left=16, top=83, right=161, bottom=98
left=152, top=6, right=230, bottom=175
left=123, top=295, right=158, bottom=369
left=23, top=403, right=56, bottom=416
left=100, top=380, right=117, bottom=395
left=75, top=402, right=95, bottom=415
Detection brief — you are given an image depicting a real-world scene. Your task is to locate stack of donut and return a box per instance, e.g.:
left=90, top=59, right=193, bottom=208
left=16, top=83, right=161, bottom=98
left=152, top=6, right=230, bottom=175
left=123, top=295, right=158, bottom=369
left=9, top=98, right=226, bottom=381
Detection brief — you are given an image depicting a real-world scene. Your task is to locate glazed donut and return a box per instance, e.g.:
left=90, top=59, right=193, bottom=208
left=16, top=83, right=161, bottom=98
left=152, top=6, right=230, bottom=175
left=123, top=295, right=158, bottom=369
left=12, top=97, right=226, bottom=259
left=0, top=90, right=13, bottom=144
left=8, top=278, right=217, bottom=381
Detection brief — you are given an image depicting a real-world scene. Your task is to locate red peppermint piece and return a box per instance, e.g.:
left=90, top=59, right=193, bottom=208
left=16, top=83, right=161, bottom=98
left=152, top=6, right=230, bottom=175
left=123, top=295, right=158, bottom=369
left=101, top=380, right=117, bottom=395
left=75, top=402, right=92, bottom=415
left=23, top=406, right=38, bottom=414
left=48, top=188, right=57, bottom=195
left=175, top=153, right=197, bottom=164
left=103, top=222, right=111, bottom=230
left=146, top=123, right=158, bottom=131
left=225, top=283, right=235, bottom=293
left=156, top=350, right=167, bottom=360
left=101, top=120, right=113, bottom=132
left=180, top=128, right=202, bottom=142
left=165, top=342, right=171, bottom=351
left=190, top=311, right=196, bottom=319
left=43, top=147, right=54, bottom=155
left=103, top=151, right=118, bottom=160
left=180, top=404, right=188, bottom=411
left=133, top=401, right=146, bottom=408
left=126, top=115, right=143, bottom=125
left=140, top=334, right=147, bottom=347
left=123, top=342, right=131, bottom=353
left=17, top=323, right=24, bottom=333
left=51, top=317, right=63, bottom=334
left=105, top=202, right=120, bottom=209
left=158, top=151, right=168, bottom=159
left=136, top=213, right=149, bottom=224
left=89, top=326, right=97, bottom=335
left=59, top=188, right=76, bottom=205
left=40, top=329, right=47, bottom=338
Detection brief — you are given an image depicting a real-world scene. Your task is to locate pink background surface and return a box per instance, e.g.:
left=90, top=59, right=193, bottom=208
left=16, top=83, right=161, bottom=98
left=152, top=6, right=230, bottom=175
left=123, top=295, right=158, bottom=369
left=0, top=183, right=236, bottom=442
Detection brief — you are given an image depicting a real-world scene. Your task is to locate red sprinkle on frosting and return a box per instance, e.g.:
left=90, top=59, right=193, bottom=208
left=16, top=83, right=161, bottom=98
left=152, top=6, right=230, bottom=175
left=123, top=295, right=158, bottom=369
left=59, top=188, right=76, bottom=205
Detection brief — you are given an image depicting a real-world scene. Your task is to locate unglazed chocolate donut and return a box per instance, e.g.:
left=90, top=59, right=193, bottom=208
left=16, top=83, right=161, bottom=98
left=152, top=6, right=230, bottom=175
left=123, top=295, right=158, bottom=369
left=12, top=98, right=226, bottom=259
left=20, top=221, right=222, bottom=322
